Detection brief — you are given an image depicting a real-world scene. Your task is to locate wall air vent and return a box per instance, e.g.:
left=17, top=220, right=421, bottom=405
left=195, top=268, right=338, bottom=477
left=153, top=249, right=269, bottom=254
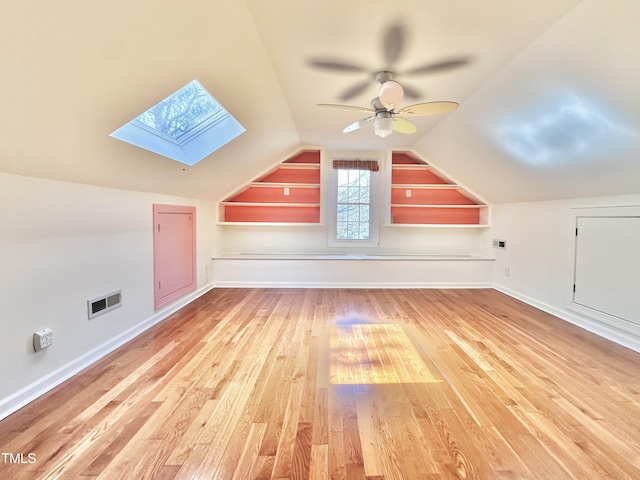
left=88, top=289, right=122, bottom=319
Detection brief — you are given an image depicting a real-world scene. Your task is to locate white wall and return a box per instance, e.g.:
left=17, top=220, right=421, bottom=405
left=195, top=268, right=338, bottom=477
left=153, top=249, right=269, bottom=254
left=488, top=193, right=640, bottom=352
left=0, top=173, right=221, bottom=417
left=221, top=224, right=488, bottom=256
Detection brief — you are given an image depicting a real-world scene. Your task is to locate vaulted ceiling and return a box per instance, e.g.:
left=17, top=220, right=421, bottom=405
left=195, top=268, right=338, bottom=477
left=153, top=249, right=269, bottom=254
left=1, top=0, right=639, bottom=203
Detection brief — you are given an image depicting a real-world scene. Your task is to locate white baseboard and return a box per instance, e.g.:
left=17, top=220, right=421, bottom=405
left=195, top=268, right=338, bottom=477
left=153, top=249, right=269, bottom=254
left=0, top=283, right=215, bottom=422
left=493, top=284, right=640, bottom=353
left=214, top=281, right=493, bottom=289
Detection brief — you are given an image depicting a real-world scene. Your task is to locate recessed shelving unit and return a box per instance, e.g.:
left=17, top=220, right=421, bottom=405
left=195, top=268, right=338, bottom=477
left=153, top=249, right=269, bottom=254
left=219, top=150, right=321, bottom=225
left=389, top=152, right=488, bottom=226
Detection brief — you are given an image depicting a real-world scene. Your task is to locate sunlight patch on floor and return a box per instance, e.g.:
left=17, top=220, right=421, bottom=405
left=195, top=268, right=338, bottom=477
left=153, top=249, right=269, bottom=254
left=329, top=323, right=440, bottom=385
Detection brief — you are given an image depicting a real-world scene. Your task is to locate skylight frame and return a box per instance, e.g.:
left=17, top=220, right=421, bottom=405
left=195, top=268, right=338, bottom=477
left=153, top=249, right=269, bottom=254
left=110, top=79, right=245, bottom=166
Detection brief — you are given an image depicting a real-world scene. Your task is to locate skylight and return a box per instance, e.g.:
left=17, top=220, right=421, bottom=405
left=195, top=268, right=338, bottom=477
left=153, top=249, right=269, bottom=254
left=110, top=80, right=245, bottom=166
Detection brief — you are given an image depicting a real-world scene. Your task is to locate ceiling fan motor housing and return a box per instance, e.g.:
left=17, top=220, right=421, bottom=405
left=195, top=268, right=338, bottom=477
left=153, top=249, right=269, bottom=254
left=376, top=72, right=404, bottom=109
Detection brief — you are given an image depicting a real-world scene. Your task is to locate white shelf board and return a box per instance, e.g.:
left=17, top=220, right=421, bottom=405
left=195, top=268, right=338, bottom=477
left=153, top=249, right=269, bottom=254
left=390, top=204, right=486, bottom=208
left=222, top=202, right=321, bottom=207
left=250, top=182, right=320, bottom=188
left=217, top=222, right=323, bottom=227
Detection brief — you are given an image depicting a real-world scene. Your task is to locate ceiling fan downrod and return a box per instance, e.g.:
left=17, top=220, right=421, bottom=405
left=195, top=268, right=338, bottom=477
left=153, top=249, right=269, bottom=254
left=375, top=71, right=395, bottom=84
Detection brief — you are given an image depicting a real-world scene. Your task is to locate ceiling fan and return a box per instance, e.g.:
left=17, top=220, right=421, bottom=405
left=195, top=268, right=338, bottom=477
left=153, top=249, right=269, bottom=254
left=309, top=22, right=471, bottom=102
left=318, top=71, right=459, bottom=137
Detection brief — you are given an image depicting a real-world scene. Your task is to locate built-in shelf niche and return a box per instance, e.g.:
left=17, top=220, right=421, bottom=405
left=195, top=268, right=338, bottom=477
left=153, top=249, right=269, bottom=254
left=390, top=152, right=488, bottom=226
left=220, top=150, right=321, bottom=224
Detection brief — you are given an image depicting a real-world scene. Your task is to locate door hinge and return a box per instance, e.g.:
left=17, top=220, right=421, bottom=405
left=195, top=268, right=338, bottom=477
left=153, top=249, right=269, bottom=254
left=573, top=284, right=576, bottom=293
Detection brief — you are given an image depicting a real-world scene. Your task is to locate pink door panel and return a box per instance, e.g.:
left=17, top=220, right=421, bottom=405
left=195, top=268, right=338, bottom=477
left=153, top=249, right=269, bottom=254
left=153, top=204, right=196, bottom=310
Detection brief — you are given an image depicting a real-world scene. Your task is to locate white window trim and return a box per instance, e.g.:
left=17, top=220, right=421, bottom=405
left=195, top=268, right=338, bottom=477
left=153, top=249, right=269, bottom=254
left=327, top=155, right=382, bottom=248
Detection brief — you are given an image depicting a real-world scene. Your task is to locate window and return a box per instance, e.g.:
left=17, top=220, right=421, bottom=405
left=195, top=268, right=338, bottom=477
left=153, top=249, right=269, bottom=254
left=328, top=159, right=380, bottom=247
left=110, top=80, right=245, bottom=166
left=336, top=168, right=371, bottom=240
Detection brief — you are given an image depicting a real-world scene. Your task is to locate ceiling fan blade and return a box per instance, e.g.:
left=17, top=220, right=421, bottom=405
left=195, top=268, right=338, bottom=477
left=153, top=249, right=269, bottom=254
left=400, top=83, right=422, bottom=101
left=308, top=59, right=368, bottom=73
left=383, top=23, right=406, bottom=66
left=397, top=101, right=459, bottom=117
left=392, top=117, right=417, bottom=134
left=339, top=80, right=371, bottom=102
left=403, top=57, right=471, bottom=76
left=343, top=116, right=375, bottom=133
left=317, top=103, right=374, bottom=113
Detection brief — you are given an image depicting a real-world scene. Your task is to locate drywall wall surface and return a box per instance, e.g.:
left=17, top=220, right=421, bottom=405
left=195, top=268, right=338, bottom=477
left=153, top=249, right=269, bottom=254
left=0, top=172, right=219, bottom=406
left=489, top=193, right=640, bottom=350
left=220, top=223, right=488, bottom=257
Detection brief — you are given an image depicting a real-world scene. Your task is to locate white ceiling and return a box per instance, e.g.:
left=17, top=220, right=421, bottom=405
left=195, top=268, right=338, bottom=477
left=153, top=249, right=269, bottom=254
left=1, top=0, right=638, bottom=203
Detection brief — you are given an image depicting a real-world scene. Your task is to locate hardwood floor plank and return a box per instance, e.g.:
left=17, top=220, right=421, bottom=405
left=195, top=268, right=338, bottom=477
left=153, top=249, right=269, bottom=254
left=309, top=444, right=328, bottom=480
left=2, top=288, right=640, bottom=479
left=506, top=405, right=604, bottom=479
left=353, top=391, right=387, bottom=478
left=214, top=407, right=260, bottom=479
left=314, top=328, right=331, bottom=390
left=163, top=398, right=219, bottom=466
left=290, top=422, right=313, bottom=480
left=95, top=437, right=168, bottom=480
left=82, top=403, right=161, bottom=476
left=298, top=338, right=320, bottom=424
left=327, top=385, right=347, bottom=480
left=368, top=390, right=406, bottom=480
left=231, top=422, right=268, bottom=480
left=170, top=443, right=210, bottom=480
left=40, top=379, right=167, bottom=479
left=64, top=340, right=178, bottom=433
left=311, top=387, right=329, bottom=445
left=271, top=347, right=307, bottom=478
left=249, top=455, right=276, bottom=480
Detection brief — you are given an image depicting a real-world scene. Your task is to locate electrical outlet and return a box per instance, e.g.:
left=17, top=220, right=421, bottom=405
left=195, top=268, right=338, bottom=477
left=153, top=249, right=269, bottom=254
left=405, top=189, right=412, bottom=198
left=493, top=239, right=507, bottom=249
left=33, top=328, right=53, bottom=352
left=283, top=187, right=290, bottom=196
left=504, top=267, right=510, bottom=277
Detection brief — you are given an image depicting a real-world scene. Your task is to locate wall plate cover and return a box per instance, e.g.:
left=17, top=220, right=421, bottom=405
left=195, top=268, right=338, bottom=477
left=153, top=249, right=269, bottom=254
left=34, top=328, right=53, bottom=351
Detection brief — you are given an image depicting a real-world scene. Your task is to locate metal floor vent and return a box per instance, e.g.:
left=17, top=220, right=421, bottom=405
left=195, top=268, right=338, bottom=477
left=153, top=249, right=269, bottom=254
left=88, top=289, right=122, bottom=319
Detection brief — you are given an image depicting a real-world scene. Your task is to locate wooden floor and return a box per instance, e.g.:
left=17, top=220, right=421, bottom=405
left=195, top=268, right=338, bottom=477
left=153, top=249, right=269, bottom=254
left=2, top=288, right=640, bottom=479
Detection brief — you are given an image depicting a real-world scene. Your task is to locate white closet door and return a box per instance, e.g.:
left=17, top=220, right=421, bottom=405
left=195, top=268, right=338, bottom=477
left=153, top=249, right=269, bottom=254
left=574, top=216, right=640, bottom=324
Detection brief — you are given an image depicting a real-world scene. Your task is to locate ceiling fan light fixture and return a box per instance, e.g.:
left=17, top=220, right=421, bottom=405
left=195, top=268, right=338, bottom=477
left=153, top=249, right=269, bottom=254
left=379, top=80, right=404, bottom=109
left=374, top=113, right=394, bottom=138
